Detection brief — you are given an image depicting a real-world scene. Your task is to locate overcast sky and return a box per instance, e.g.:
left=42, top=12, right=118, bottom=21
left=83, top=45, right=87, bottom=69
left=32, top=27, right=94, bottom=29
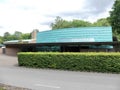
left=0, top=0, right=115, bottom=36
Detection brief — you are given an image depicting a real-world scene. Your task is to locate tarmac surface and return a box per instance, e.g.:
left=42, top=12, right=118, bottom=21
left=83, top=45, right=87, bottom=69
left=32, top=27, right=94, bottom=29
left=0, top=54, right=120, bottom=90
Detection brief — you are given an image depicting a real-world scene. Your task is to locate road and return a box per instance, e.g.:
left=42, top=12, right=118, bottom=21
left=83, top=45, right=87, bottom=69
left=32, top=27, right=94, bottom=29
left=0, top=54, right=120, bottom=90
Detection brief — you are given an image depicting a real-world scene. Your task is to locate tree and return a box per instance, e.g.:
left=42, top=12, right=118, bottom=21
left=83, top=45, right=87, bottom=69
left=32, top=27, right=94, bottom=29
left=4, top=32, right=10, bottom=37
left=3, top=31, right=31, bottom=42
left=71, top=19, right=92, bottom=27
left=51, top=16, right=71, bottom=29
left=0, top=36, right=3, bottom=43
left=93, top=18, right=110, bottom=26
left=3, top=31, right=22, bottom=41
left=21, top=33, right=31, bottom=39
left=3, top=32, right=12, bottom=41
left=110, top=0, right=120, bottom=34
left=14, top=31, right=22, bottom=39
left=50, top=16, right=92, bottom=29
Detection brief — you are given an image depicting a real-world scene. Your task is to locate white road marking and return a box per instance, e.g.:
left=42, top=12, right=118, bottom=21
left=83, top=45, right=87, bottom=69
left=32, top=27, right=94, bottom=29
left=34, top=84, right=61, bottom=89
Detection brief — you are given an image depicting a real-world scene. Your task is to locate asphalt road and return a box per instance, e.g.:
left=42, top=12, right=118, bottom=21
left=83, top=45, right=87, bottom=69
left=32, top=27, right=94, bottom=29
left=0, top=54, right=120, bottom=90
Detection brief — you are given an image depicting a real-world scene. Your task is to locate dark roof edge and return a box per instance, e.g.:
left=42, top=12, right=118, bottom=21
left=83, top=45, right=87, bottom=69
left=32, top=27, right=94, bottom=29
left=4, top=42, right=120, bottom=47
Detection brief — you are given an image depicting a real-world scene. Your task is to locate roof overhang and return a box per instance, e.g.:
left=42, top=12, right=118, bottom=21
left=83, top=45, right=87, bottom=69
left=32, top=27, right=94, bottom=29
left=4, top=42, right=120, bottom=48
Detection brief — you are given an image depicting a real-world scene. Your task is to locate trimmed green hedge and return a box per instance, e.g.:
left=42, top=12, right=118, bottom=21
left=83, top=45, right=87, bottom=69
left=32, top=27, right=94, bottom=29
left=18, top=52, right=120, bottom=73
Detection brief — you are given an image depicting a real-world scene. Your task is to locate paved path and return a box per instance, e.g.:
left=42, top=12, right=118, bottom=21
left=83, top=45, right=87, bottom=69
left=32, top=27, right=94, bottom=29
left=0, top=54, right=18, bottom=67
left=0, top=54, right=120, bottom=90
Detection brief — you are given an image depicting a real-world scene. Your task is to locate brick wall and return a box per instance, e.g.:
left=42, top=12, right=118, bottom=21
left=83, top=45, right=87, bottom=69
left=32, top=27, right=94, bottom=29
left=0, top=48, right=2, bottom=54
left=5, top=48, right=21, bottom=56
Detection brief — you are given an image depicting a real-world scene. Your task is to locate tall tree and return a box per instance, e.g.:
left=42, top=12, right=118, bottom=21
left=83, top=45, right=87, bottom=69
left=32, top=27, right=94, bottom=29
left=3, top=31, right=31, bottom=41
left=3, top=32, right=12, bottom=41
left=21, top=33, right=31, bottom=39
left=14, top=31, right=22, bottom=39
left=51, top=16, right=92, bottom=29
left=0, top=36, right=3, bottom=43
left=71, top=19, right=92, bottom=27
left=51, top=16, right=71, bottom=29
left=4, top=32, right=10, bottom=37
left=110, top=0, right=120, bottom=34
left=93, top=18, right=110, bottom=26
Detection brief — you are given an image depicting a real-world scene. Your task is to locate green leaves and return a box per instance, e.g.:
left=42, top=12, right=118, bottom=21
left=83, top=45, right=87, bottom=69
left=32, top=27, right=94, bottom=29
left=51, top=16, right=110, bottom=30
left=0, top=36, right=3, bottom=44
left=51, top=16, right=72, bottom=30
left=110, top=0, right=120, bottom=34
left=18, top=52, right=120, bottom=73
left=93, top=18, right=110, bottom=26
left=2, top=31, right=31, bottom=42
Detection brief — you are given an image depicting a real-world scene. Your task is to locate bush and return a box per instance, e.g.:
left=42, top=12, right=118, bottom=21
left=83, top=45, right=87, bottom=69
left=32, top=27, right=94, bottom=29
left=18, top=52, right=120, bottom=73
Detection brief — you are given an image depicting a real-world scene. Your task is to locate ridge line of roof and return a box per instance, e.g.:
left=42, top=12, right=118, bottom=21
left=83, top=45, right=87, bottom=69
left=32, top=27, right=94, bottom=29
left=38, top=26, right=112, bottom=33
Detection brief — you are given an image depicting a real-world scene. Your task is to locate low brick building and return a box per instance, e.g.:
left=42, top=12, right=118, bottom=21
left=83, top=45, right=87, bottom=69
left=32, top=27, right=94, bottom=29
left=4, top=27, right=117, bottom=56
left=0, top=44, right=5, bottom=54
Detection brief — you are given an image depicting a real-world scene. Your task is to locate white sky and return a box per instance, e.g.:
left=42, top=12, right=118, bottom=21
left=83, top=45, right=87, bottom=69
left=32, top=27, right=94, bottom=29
left=0, top=0, right=115, bottom=36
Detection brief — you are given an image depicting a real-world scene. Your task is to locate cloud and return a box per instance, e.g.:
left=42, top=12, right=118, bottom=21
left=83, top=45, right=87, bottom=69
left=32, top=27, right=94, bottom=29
left=0, top=0, right=7, bottom=3
left=0, top=26, right=4, bottom=28
left=40, top=21, right=53, bottom=26
left=17, top=6, right=35, bottom=11
left=46, top=0, right=115, bottom=22
left=0, top=0, right=115, bottom=36
left=84, top=0, right=115, bottom=14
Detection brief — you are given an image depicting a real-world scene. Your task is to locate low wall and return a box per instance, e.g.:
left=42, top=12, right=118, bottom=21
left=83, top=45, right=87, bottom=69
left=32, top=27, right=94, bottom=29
left=5, top=47, right=20, bottom=56
left=0, top=48, right=2, bottom=54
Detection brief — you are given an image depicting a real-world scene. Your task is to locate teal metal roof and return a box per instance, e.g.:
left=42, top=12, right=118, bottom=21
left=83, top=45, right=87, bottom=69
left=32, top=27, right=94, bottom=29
left=37, top=27, right=113, bottom=43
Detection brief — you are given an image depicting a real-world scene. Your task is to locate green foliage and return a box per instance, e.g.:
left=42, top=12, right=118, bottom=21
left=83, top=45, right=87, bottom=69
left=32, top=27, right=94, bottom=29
left=51, top=16, right=111, bottom=30
left=93, top=18, right=110, bottom=26
left=0, top=36, right=3, bottom=43
left=2, top=31, right=31, bottom=42
left=18, top=52, right=120, bottom=73
left=14, top=31, right=22, bottom=39
left=51, top=16, right=92, bottom=30
left=51, top=16, right=72, bottom=29
left=71, top=19, right=92, bottom=27
left=21, top=33, right=31, bottom=39
left=3, top=32, right=11, bottom=41
left=110, top=0, right=120, bottom=34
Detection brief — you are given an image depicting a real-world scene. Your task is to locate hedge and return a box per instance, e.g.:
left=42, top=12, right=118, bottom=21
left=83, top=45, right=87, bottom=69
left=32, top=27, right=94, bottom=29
left=18, top=52, right=120, bottom=73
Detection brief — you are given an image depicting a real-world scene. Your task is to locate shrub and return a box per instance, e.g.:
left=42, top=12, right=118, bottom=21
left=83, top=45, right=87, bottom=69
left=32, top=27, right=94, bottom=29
left=18, top=52, right=120, bottom=73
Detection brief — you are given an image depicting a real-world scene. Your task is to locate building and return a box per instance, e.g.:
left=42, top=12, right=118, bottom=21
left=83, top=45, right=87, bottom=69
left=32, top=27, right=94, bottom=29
left=0, top=44, right=5, bottom=54
left=31, top=29, right=39, bottom=40
left=36, top=27, right=113, bottom=52
left=4, top=26, right=116, bottom=56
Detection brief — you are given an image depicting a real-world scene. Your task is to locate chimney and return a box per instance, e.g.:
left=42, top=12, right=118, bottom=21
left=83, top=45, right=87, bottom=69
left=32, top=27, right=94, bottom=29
left=31, top=29, right=39, bottom=39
